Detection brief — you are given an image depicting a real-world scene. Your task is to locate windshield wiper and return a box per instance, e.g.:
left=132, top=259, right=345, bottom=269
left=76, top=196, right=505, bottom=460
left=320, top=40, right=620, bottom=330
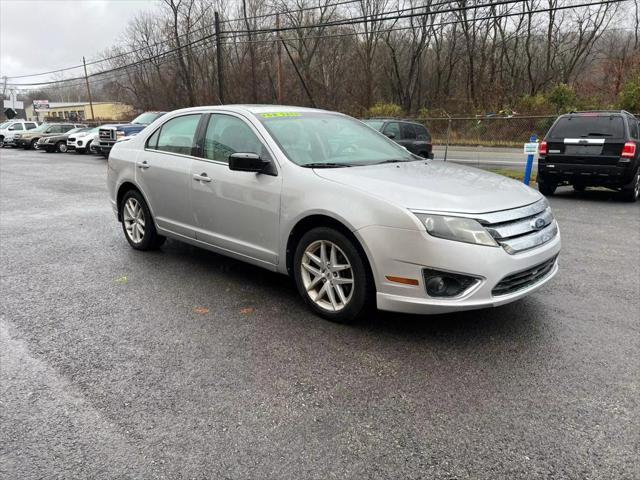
left=301, top=162, right=352, bottom=168
left=371, top=158, right=421, bottom=165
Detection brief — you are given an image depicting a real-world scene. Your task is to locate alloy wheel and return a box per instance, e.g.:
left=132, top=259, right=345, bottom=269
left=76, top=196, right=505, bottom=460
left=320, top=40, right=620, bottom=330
left=301, top=240, right=354, bottom=312
left=58, top=143, right=68, bottom=153
left=123, top=198, right=146, bottom=244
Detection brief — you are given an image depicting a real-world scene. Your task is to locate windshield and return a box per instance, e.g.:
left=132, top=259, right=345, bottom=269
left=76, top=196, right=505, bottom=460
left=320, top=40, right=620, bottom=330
left=0, top=121, right=10, bottom=129
left=131, top=112, right=163, bottom=125
left=258, top=112, right=415, bottom=166
left=362, top=119, right=385, bottom=131
left=549, top=116, right=625, bottom=139
left=31, top=123, right=51, bottom=133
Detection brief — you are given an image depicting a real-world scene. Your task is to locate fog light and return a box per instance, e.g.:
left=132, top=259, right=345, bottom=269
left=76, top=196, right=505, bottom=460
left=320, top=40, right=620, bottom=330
left=77, top=140, right=83, bottom=146
left=423, top=269, right=479, bottom=298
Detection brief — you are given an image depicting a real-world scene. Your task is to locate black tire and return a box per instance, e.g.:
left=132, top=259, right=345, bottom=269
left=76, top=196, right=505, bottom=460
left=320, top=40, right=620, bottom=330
left=56, top=141, right=68, bottom=153
left=120, top=189, right=166, bottom=251
left=620, top=168, right=640, bottom=203
left=0, top=136, right=4, bottom=147
left=538, top=178, right=557, bottom=196
left=293, top=227, right=374, bottom=323
left=573, top=184, right=586, bottom=192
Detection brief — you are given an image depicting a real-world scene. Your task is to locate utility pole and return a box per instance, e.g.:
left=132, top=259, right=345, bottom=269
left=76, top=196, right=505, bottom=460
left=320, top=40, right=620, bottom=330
left=214, top=11, right=225, bottom=104
left=281, top=41, right=315, bottom=108
left=276, top=14, right=283, bottom=104
left=82, top=56, right=95, bottom=121
left=2, top=76, right=7, bottom=99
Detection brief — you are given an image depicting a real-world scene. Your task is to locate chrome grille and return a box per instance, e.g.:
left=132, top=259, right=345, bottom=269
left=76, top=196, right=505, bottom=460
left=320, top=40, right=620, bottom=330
left=475, top=199, right=558, bottom=255
left=99, top=128, right=114, bottom=140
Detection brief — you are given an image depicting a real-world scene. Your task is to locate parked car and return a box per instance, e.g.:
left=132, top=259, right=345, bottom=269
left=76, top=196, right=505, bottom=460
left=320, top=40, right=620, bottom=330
left=538, top=110, right=640, bottom=202
left=67, top=126, right=100, bottom=153
left=0, top=120, right=38, bottom=147
left=97, top=111, right=166, bottom=156
left=362, top=118, right=434, bottom=159
left=108, top=106, right=560, bottom=323
left=15, top=123, right=85, bottom=150
left=37, top=127, right=90, bottom=153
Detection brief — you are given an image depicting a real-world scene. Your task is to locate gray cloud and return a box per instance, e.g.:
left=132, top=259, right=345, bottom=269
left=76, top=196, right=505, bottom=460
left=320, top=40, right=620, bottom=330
left=1, top=0, right=159, bottom=82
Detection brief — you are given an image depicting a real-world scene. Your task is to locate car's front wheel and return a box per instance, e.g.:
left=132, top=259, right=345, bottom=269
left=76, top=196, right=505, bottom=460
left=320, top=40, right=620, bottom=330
left=293, top=227, right=373, bottom=323
left=120, top=190, right=166, bottom=250
left=56, top=141, right=68, bottom=153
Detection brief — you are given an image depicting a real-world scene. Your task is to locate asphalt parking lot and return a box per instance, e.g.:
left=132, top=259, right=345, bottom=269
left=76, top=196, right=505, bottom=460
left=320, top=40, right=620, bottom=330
left=1, top=147, right=638, bottom=480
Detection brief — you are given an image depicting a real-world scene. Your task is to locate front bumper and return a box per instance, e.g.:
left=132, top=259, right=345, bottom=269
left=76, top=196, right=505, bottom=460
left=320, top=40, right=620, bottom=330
left=356, top=224, right=561, bottom=315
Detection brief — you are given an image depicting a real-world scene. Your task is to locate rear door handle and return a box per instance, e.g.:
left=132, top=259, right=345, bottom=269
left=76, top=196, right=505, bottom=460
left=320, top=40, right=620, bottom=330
left=193, top=173, right=212, bottom=183
left=137, top=161, right=150, bottom=169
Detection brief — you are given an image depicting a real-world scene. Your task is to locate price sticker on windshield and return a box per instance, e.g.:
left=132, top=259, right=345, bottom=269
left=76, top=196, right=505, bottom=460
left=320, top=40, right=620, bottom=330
left=261, top=112, right=302, bottom=118
left=523, top=142, right=539, bottom=155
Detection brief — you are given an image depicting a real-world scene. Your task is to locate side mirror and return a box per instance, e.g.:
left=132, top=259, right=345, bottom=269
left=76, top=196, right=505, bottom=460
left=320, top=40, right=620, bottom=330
left=228, top=152, right=275, bottom=175
left=384, top=131, right=396, bottom=139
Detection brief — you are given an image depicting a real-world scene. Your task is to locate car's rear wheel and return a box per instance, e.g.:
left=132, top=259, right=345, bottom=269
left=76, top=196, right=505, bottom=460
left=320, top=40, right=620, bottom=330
left=620, top=168, right=640, bottom=203
left=293, top=227, right=373, bottom=323
left=0, top=136, right=4, bottom=147
left=27, top=139, right=37, bottom=150
left=538, top=178, right=557, bottom=196
left=120, top=190, right=166, bottom=250
left=56, top=141, right=68, bottom=153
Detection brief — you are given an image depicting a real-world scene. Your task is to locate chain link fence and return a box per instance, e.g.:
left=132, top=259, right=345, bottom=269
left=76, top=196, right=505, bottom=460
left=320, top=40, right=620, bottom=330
left=415, top=115, right=558, bottom=148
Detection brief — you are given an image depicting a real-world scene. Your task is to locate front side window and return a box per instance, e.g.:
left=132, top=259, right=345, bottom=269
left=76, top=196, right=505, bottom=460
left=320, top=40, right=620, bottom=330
left=155, top=114, right=201, bottom=156
left=203, top=114, right=266, bottom=163
left=383, top=122, right=401, bottom=139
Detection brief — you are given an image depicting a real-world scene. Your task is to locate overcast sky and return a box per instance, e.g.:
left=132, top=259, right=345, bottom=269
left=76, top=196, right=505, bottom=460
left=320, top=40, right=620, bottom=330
left=1, top=0, right=160, bottom=84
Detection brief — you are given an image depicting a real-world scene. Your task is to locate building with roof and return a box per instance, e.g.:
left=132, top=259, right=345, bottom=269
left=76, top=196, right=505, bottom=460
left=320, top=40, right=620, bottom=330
left=24, top=101, right=135, bottom=122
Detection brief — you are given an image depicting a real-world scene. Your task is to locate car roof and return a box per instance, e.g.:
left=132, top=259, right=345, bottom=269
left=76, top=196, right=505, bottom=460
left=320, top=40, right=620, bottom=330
left=161, top=104, right=335, bottom=117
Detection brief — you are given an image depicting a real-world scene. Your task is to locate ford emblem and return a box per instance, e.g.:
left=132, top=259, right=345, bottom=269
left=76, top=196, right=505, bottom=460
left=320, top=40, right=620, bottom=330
left=531, top=217, right=546, bottom=230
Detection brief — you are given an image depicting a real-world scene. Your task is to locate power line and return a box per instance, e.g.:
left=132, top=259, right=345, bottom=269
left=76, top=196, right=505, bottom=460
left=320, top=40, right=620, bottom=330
left=6, top=0, right=625, bottom=89
left=4, top=0, right=363, bottom=80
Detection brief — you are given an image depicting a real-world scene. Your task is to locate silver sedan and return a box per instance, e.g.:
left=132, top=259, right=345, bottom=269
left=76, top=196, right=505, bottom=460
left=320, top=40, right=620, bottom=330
left=107, top=105, right=560, bottom=322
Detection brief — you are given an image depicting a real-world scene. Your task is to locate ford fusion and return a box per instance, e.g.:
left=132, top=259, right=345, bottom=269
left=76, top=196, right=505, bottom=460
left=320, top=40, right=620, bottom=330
left=107, top=106, right=560, bottom=322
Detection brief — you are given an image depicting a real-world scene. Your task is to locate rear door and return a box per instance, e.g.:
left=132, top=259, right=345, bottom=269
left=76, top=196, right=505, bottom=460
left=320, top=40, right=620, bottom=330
left=546, top=115, right=627, bottom=166
left=134, top=113, right=203, bottom=239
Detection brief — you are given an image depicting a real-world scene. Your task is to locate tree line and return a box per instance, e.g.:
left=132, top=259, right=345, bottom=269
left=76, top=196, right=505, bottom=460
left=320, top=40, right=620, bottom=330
left=27, top=0, right=640, bottom=116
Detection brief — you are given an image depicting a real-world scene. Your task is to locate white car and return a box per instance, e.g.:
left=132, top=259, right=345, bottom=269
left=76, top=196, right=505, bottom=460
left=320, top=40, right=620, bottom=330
left=107, top=105, right=561, bottom=323
left=0, top=120, right=39, bottom=147
left=67, top=126, right=100, bottom=153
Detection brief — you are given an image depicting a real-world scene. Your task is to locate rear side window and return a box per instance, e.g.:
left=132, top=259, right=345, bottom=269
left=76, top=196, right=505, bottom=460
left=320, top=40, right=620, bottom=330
left=401, top=123, right=417, bottom=140
left=155, top=114, right=202, bottom=156
left=26, top=123, right=37, bottom=130
left=549, top=116, right=625, bottom=139
left=415, top=125, right=430, bottom=141
left=627, top=117, right=639, bottom=140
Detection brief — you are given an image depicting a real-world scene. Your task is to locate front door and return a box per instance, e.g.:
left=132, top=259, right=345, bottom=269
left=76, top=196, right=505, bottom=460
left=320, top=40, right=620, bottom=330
left=191, top=113, right=282, bottom=266
left=134, top=113, right=203, bottom=239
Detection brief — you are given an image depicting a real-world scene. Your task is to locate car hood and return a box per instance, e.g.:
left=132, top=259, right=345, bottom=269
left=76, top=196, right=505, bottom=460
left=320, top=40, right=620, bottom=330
left=313, top=160, right=542, bottom=214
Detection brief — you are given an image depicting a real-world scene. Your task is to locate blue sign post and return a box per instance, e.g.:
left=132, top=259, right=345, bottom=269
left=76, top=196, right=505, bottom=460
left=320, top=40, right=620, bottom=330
left=523, top=134, right=537, bottom=186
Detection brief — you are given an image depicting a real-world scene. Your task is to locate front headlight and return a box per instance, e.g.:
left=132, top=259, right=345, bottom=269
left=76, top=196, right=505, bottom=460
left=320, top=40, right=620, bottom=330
left=116, top=130, right=125, bottom=138
left=413, top=213, right=498, bottom=247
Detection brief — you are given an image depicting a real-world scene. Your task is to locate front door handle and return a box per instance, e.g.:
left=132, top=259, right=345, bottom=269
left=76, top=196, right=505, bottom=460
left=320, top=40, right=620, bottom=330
left=137, top=161, right=150, bottom=169
left=192, top=173, right=212, bottom=183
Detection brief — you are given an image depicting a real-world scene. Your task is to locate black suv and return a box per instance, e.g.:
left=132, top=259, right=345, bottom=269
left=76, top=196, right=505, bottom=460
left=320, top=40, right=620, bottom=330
left=538, top=111, right=639, bottom=202
left=362, top=118, right=434, bottom=159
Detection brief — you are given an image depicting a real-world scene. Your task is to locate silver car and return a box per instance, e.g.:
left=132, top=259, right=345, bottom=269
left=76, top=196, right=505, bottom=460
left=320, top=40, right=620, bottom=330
left=107, top=105, right=561, bottom=322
